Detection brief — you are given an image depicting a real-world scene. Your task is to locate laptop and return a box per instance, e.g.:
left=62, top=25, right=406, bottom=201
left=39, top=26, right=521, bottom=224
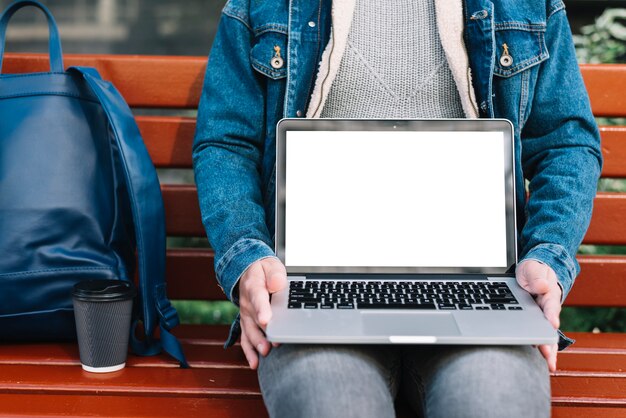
left=266, top=118, right=558, bottom=345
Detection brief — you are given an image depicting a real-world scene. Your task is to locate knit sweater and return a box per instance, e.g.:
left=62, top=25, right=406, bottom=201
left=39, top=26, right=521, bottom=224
left=320, top=0, right=465, bottom=119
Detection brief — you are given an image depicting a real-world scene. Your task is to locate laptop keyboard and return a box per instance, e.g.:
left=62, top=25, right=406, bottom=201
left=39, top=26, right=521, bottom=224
left=287, top=280, right=522, bottom=311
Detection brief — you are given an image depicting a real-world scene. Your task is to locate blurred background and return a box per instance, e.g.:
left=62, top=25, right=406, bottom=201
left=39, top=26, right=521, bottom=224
left=1, top=0, right=625, bottom=332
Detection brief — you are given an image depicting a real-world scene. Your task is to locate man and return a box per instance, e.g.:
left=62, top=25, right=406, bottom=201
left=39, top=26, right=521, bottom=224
left=193, top=0, right=602, bottom=416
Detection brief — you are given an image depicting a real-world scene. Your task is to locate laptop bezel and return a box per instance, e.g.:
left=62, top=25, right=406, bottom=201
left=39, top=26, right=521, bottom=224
left=275, top=118, right=517, bottom=275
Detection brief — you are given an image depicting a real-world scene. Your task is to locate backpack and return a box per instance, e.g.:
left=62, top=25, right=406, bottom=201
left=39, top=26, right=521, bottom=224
left=0, top=0, right=187, bottom=367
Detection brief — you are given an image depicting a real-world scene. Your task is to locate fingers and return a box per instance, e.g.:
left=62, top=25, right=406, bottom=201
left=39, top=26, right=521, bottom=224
left=238, top=258, right=288, bottom=369
left=240, top=262, right=272, bottom=329
left=516, top=260, right=562, bottom=330
left=536, top=292, right=561, bottom=329
left=538, top=344, right=558, bottom=373
left=240, top=315, right=270, bottom=369
left=240, top=327, right=259, bottom=370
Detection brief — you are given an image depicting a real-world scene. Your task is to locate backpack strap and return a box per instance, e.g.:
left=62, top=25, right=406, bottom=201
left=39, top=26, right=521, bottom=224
left=69, top=66, right=189, bottom=368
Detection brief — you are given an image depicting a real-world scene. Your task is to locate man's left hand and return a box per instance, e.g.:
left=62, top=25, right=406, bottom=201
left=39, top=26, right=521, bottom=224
left=516, top=259, right=562, bottom=372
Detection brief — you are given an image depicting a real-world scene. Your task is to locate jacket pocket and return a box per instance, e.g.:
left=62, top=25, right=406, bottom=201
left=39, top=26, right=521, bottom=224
left=250, top=30, right=288, bottom=80
left=493, top=22, right=549, bottom=78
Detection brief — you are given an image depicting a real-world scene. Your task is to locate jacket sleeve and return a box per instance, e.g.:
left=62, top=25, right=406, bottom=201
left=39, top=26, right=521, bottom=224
left=518, top=4, right=602, bottom=300
left=192, top=7, right=275, bottom=304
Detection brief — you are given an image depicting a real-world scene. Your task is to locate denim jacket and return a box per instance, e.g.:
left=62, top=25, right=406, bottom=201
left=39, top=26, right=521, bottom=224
left=193, top=0, right=602, bottom=348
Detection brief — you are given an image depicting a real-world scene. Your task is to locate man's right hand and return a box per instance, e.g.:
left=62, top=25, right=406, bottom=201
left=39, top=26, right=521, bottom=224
left=238, top=257, right=287, bottom=369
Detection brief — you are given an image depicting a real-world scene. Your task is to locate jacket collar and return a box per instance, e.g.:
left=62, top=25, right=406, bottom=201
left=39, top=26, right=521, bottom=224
left=306, top=0, right=479, bottom=118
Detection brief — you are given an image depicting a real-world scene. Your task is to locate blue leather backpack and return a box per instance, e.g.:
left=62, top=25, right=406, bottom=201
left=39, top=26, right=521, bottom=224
left=0, top=0, right=187, bottom=367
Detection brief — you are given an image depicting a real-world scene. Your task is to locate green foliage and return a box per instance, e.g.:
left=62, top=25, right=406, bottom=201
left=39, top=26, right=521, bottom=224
left=561, top=307, right=626, bottom=332
left=574, top=8, right=626, bottom=64
left=172, top=300, right=239, bottom=325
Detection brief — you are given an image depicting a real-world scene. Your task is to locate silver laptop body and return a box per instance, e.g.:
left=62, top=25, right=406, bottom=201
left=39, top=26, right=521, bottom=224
left=267, top=119, right=557, bottom=345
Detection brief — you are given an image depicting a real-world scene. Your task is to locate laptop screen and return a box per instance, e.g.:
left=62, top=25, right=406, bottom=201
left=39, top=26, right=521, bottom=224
left=276, top=119, right=516, bottom=275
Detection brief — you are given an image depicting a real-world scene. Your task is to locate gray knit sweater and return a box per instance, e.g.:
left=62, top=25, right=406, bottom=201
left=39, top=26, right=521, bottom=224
left=320, top=0, right=465, bottom=119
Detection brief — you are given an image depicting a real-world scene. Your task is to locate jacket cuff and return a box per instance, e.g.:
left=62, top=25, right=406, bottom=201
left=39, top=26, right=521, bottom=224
left=215, top=238, right=276, bottom=305
left=519, top=243, right=578, bottom=301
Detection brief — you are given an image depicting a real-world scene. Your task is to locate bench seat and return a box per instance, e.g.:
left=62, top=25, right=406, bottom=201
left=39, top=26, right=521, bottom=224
left=0, top=326, right=625, bottom=417
left=1, top=53, right=625, bottom=417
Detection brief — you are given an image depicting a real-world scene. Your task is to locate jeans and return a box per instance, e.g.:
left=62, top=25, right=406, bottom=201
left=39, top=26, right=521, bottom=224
left=258, top=344, right=550, bottom=418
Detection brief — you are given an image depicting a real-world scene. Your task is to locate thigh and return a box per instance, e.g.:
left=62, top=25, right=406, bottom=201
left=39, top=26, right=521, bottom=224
left=401, top=345, right=550, bottom=418
left=258, top=344, right=401, bottom=418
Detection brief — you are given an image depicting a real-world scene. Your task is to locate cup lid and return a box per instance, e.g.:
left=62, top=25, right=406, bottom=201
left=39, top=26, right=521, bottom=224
left=73, top=280, right=136, bottom=302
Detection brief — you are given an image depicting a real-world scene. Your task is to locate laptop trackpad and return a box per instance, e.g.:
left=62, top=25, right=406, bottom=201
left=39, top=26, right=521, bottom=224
left=362, top=313, right=460, bottom=338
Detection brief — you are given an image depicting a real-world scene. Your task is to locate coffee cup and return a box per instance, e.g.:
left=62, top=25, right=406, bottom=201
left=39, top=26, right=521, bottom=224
left=72, top=279, right=136, bottom=373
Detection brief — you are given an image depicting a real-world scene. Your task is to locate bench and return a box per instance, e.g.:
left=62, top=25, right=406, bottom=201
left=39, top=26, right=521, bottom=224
left=0, top=53, right=625, bottom=417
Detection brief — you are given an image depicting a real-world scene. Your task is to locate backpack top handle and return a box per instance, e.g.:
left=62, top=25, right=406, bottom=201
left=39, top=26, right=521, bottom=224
left=0, top=0, right=64, bottom=74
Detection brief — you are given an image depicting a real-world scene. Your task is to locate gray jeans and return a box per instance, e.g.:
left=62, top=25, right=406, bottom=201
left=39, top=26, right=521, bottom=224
left=258, top=344, right=550, bottom=418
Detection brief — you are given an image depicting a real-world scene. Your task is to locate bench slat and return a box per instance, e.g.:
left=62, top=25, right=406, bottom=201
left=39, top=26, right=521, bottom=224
left=166, top=248, right=220, bottom=300
left=140, top=119, right=626, bottom=178
left=0, top=365, right=624, bottom=407
left=4, top=55, right=625, bottom=117
left=599, top=126, right=626, bottom=179
left=2, top=341, right=624, bottom=377
left=0, top=394, right=268, bottom=418
left=138, top=116, right=195, bottom=168
left=584, top=193, right=626, bottom=245
left=552, top=406, right=626, bottom=418
left=2, top=54, right=206, bottom=109
left=551, top=375, right=626, bottom=403
left=0, top=396, right=618, bottom=418
left=165, top=249, right=626, bottom=307
left=0, top=364, right=260, bottom=397
left=162, top=185, right=626, bottom=244
left=582, top=64, right=626, bottom=118
left=0, top=343, right=247, bottom=369
left=567, top=256, right=626, bottom=307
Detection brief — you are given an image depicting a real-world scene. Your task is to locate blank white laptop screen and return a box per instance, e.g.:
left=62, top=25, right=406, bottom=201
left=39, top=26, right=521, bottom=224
left=284, top=130, right=507, bottom=268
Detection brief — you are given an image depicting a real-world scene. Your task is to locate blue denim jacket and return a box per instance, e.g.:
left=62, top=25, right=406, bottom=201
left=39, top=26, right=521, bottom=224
left=193, top=0, right=602, bottom=347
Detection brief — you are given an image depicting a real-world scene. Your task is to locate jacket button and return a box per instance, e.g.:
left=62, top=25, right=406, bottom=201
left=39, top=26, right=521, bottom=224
left=271, top=57, right=284, bottom=69
left=296, top=110, right=303, bottom=117
left=308, top=21, right=316, bottom=27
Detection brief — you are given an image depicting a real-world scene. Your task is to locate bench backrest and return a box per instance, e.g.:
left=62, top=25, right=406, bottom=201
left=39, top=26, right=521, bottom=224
left=4, top=53, right=626, bottom=308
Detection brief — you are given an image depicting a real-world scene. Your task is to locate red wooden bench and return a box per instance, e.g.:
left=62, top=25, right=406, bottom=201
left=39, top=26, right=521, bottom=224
left=0, top=53, right=625, bottom=417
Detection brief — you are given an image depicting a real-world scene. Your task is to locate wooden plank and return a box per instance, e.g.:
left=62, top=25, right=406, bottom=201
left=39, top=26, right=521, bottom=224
left=163, top=185, right=203, bottom=237
left=584, top=193, right=626, bottom=245
left=175, top=325, right=232, bottom=344
left=567, top=256, right=626, bottom=308
left=0, top=342, right=247, bottom=369
left=3, top=339, right=626, bottom=377
left=4, top=55, right=626, bottom=116
left=565, top=332, right=626, bottom=351
left=582, top=64, right=626, bottom=118
left=2, top=53, right=206, bottom=109
left=0, top=394, right=267, bottom=418
left=0, top=393, right=624, bottom=418
left=139, top=122, right=626, bottom=174
left=161, top=187, right=626, bottom=244
left=600, top=126, right=626, bottom=179
left=556, top=352, right=626, bottom=376
left=0, top=364, right=260, bottom=397
left=163, top=251, right=626, bottom=306
left=138, top=116, right=195, bottom=168
left=166, top=249, right=222, bottom=300
left=551, top=375, right=626, bottom=402
left=552, top=406, right=626, bottom=418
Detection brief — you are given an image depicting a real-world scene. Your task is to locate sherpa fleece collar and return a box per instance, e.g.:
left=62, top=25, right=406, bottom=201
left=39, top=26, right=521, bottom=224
left=306, top=0, right=479, bottom=119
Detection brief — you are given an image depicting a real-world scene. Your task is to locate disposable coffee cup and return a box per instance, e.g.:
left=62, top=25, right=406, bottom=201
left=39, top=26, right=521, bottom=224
left=73, top=279, right=136, bottom=373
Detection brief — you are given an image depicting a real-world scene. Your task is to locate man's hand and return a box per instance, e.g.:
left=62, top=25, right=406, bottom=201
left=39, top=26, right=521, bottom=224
left=516, top=259, right=562, bottom=372
left=238, top=257, right=287, bottom=369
